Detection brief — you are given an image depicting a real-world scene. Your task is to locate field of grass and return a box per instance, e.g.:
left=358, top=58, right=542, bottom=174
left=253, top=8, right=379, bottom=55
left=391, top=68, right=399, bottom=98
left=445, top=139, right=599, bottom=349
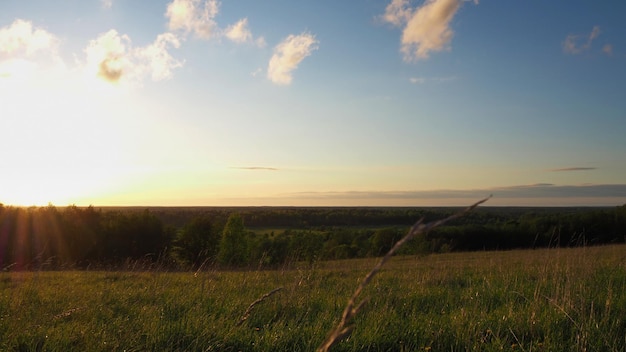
left=1, top=245, right=625, bottom=351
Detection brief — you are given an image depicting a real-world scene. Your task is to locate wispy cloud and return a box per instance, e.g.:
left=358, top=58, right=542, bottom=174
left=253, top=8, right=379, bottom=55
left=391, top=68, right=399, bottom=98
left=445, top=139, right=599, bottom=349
left=224, top=18, right=266, bottom=47
left=135, top=33, right=183, bottom=81
left=602, top=44, right=613, bottom=56
left=83, top=29, right=182, bottom=84
left=267, top=33, right=319, bottom=85
left=164, top=0, right=265, bottom=48
left=409, top=76, right=456, bottom=84
left=563, top=26, right=601, bottom=54
left=382, top=0, right=413, bottom=27
left=490, top=184, right=626, bottom=199
left=101, top=0, right=113, bottom=9
left=165, top=0, right=219, bottom=39
left=230, top=166, right=279, bottom=171
left=550, top=167, right=597, bottom=172
left=281, top=184, right=626, bottom=206
left=382, top=0, right=463, bottom=61
left=251, top=67, right=263, bottom=77
left=224, top=18, right=251, bottom=43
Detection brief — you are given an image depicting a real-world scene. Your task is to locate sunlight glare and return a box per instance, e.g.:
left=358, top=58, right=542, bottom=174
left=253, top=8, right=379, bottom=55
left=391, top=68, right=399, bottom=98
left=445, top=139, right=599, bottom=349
left=1, top=63, right=139, bottom=206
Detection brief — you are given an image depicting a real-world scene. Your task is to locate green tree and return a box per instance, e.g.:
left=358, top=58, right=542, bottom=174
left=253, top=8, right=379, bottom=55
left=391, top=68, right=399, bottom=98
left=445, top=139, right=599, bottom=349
left=369, top=228, right=402, bottom=257
left=217, top=213, right=248, bottom=266
left=173, top=215, right=220, bottom=267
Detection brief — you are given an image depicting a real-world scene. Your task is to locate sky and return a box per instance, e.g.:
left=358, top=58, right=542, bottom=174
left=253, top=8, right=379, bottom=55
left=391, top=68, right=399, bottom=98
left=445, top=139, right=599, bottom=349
left=1, top=0, right=625, bottom=207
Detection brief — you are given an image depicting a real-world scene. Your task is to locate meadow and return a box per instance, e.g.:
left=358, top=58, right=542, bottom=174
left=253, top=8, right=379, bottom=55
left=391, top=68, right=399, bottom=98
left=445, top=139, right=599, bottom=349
left=1, top=245, right=625, bottom=351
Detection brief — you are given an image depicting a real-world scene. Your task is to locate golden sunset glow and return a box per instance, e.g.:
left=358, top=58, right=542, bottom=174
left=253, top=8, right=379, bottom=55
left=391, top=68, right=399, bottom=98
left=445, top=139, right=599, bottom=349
left=1, top=1, right=626, bottom=206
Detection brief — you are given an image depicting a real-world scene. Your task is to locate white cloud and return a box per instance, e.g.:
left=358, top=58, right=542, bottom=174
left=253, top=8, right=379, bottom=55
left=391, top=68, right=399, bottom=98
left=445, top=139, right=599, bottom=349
left=589, top=26, right=601, bottom=41
left=165, top=0, right=265, bottom=47
left=251, top=67, right=263, bottom=77
left=0, top=20, right=65, bottom=81
left=1, top=19, right=181, bottom=95
left=382, top=0, right=413, bottom=27
left=224, top=18, right=266, bottom=47
left=563, top=26, right=601, bottom=54
left=0, top=19, right=58, bottom=56
left=135, top=32, right=183, bottom=81
left=267, top=33, right=319, bottom=85
left=83, top=29, right=182, bottom=85
left=409, top=76, right=456, bottom=84
left=382, top=0, right=462, bottom=61
left=402, top=0, right=461, bottom=61
left=84, top=30, right=133, bottom=83
left=165, top=0, right=219, bottom=39
left=224, top=18, right=252, bottom=43
left=101, top=0, right=113, bottom=9
left=562, top=35, right=578, bottom=54
left=255, top=37, right=267, bottom=47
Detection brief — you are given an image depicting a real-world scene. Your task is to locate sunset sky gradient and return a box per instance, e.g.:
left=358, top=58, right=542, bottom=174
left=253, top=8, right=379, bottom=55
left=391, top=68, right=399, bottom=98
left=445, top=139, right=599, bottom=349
left=1, top=0, right=625, bottom=206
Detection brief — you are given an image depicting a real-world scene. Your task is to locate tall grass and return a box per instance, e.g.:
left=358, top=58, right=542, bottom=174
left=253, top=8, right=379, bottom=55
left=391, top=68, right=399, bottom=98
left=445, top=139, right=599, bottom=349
left=1, top=245, right=625, bottom=351
left=318, top=197, right=490, bottom=351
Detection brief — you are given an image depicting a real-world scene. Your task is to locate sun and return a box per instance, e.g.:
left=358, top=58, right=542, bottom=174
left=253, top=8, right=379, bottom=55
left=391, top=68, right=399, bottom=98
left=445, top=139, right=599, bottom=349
left=0, top=66, right=134, bottom=207
left=0, top=165, right=112, bottom=206
left=2, top=186, right=69, bottom=207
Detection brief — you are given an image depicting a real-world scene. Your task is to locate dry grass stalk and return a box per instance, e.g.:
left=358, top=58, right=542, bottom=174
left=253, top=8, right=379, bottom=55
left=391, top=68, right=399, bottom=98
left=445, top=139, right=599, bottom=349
left=317, top=196, right=491, bottom=352
left=237, top=287, right=284, bottom=326
left=193, top=257, right=211, bottom=277
left=53, top=307, right=82, bottom=320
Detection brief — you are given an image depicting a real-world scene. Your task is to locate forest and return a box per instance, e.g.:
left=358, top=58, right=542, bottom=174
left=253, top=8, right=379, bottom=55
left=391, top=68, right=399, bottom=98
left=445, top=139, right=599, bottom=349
left=1, top=203, right=625, bottom=270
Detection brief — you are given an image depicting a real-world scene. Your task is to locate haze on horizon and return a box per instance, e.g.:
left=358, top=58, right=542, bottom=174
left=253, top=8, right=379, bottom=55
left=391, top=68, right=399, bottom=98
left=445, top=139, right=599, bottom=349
left=1, top=0, right=625, bottom=207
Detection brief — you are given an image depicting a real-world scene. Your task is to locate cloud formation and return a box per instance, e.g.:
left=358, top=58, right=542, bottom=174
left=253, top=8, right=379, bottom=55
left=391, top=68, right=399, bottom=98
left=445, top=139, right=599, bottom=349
left=101, top=0, right=113, bottom=9
left=165, top=0, right=265, bottom=47
left=382, top=0, right=413, bottom=27
left=84, top=30, right=131, bottom=83
left=383, top=0, right=462, bottom=61
left=550, top=167, right=596, bottom=172
left=0, top=20, right=64, bottom=80
left=409, top=76, right=456, bottom=84
left=284, top=184, right=626, bottom=206
left=166, top=0, right=219, bottom=39
left=563, top=26, right=601, bottom=54
left=602, top=44, right=613, bottom=56
left=84, top=29, right=182, bottom=84
left=135, top=32, right=183, bottom=81
left=224, top=18, right=252, bottom=43
left=267, top=33, right=318, bottom=85
left=3, top=0, right=267, bottom=89
left=0, top=19, right=58, bottom=56
left=224, top=18, right=266, bottom=46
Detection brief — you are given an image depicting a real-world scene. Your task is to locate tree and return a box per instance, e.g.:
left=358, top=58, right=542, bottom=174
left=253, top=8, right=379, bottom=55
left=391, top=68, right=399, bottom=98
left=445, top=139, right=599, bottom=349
left=217, top=213, right=248, bottom=266
left=173, top=215, right=220, bottom=267
left=369, top=228, right=402, bottom=257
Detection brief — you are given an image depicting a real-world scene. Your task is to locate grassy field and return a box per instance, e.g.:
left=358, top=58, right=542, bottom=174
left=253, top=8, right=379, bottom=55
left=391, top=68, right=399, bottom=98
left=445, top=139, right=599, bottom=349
left=1, top=245, right=625, bottom=351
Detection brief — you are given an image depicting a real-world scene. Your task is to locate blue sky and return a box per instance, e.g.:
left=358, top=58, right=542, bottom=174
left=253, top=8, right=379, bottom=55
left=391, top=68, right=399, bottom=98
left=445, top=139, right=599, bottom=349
left=1, top=0, right=625, bottom=206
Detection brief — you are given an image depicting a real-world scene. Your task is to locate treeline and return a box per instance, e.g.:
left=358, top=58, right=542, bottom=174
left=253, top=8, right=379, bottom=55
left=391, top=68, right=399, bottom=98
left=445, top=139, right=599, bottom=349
left=0, top=205, right=170, bottom=270
left=0, top=204, right=625, bottom=270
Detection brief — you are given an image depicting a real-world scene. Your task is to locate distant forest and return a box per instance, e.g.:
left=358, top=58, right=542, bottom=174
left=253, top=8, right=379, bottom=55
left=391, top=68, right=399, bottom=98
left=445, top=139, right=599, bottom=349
left=1, top=203, right=625, bottom=270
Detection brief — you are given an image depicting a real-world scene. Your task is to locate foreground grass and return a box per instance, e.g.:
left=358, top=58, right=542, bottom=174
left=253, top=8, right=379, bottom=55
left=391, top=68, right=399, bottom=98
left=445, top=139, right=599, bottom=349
left=1, top=245, right=625, bottom=351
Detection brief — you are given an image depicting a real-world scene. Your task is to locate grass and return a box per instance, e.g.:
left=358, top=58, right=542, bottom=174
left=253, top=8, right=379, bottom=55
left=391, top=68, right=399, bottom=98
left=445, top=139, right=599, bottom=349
left=318, top=198, right=490, bottom=351
left=1, top=245, right=625, bottom=351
